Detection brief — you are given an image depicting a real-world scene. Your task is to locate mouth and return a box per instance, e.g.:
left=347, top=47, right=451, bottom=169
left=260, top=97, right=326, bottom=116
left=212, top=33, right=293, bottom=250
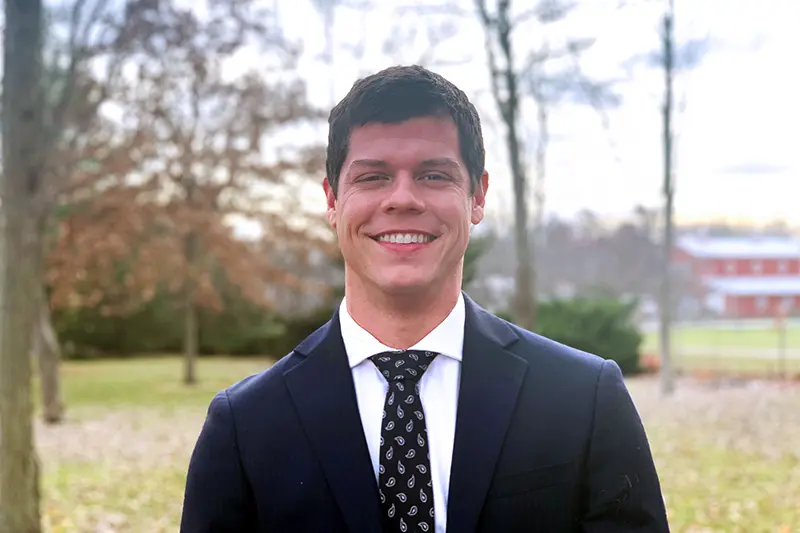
left=371, top=232, right=438, bottom=245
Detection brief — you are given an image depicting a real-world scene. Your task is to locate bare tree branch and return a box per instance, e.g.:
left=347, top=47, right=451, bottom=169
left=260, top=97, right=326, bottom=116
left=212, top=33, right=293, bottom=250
left=395, top=3, right=472, bottom=18
left=513, top=0, right=579, bottom=28
left=384, top=7, right=472, bottom=68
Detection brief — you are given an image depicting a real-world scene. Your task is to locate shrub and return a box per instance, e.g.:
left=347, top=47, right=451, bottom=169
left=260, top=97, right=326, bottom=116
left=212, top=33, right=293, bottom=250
left=53, top=287, right=338, bottom=360
left=54, top=292, right=183, bottom=359
left=273, top=305, right=338, bottom=355
left=500, top=297, right=643, bottom=375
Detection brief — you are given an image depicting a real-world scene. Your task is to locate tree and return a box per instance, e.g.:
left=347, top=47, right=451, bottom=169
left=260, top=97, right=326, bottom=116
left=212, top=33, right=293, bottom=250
left=473, top=0, right=619, bottom=330
left=474, top=0, right=535, bottom=330
left=30, top=0, right=155, bottom=424
left=658, top=1, right=677, bottom=394
left=630, top=0, right=708, bottom=395
left=309, top=0, right=372, bottom=106
left=47, top=0, right=330, bottom=384
left=382, top=9, right=469, bottom=71
left=32, top=284, right=64, bottom=424
left=522, top=35, right=621, bottom=298
left=1, top=0, right=46, bottom=530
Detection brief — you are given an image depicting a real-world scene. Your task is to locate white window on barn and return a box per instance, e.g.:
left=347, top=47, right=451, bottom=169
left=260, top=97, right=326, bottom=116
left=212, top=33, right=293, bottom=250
left=726, top=261, right=736, bottom=273
left=782, top=296, right=794, bottom=312
left=756, top=296, right=768, bottom=312
left=778, top=261, right=788, bottom=273
left=752, top=261, right=763, bottom=273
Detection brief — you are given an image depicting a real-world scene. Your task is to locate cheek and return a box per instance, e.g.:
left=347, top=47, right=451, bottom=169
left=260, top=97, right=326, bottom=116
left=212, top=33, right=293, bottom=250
left=336, top=197, right=370, bottom=238
left=449, top=200, right=474, bottom=229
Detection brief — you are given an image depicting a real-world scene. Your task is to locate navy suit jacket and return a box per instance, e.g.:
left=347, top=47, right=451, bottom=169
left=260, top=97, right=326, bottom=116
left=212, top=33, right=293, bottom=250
left=180, top=294, right=670, bottom=532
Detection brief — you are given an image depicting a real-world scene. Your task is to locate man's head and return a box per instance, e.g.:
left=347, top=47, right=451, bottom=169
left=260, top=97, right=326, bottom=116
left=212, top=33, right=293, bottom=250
left=323, top=65, right=488, bottom=300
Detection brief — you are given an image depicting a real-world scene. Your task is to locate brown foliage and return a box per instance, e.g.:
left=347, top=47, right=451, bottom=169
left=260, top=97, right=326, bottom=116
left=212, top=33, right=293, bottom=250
left=47, top=0, right=333, bottom=317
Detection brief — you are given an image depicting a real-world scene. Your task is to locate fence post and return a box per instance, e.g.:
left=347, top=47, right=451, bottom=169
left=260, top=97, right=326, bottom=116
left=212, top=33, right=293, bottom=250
left=775, top=307, right=787, bottom=380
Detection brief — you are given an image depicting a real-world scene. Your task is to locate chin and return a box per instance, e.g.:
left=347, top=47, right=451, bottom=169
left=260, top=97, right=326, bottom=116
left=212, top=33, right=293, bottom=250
left=375, top=276, right=435, bottom=296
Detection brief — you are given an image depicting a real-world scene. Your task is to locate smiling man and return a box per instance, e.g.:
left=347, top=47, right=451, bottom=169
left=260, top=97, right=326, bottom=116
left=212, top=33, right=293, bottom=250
left=180, top=65, right=670, bottom=533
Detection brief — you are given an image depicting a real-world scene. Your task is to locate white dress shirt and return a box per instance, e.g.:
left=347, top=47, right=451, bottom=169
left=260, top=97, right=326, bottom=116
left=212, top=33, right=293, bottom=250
left=339, top=293, right=465, bottom=533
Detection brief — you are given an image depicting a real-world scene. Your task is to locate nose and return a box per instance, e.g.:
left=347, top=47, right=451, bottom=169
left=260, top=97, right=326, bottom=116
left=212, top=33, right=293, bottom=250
left=381, top=173, right=425, bottom=213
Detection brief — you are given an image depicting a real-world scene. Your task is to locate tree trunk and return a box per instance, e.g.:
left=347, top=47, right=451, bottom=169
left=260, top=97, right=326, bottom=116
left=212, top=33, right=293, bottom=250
left=183, top=232, right=198, bottom=385
left=508, top=119, right=536, bottom=331
left=532, top=87, right=549, bottom=304
left=0, top=0, right=45, bottom=531
left=491, top=1, right=537, bottom=331
left=659, top=3, right=676, bottom=395
left=33, top=285, right=65, bottom=424
left=183, top=291, right=199, bottom=385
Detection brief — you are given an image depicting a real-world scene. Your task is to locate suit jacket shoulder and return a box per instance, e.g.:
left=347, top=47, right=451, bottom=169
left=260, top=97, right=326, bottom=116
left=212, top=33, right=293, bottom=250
left=223, top=314, right=334, bottom=412
left=224, top=350, right=301, bottom=406
left=471, top=305, right=669, bottom=532
left=475, top=303, right=608, bottom=389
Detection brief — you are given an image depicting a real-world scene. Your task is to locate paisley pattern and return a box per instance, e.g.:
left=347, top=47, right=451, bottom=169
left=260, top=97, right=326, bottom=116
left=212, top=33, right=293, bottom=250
left=370, top=350, right=438, bottom=533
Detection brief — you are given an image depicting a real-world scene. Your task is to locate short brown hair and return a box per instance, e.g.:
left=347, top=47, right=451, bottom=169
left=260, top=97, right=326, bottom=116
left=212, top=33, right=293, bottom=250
left=326, top=65, right=485, bottom=195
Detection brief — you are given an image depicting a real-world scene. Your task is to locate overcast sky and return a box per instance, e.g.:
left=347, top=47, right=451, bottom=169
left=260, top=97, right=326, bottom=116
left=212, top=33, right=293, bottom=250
left=262, top=0, right=798, bottom=228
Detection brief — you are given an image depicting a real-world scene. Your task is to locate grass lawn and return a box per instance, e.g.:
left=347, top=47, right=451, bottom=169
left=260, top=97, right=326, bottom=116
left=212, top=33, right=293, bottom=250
left=53, top=356, right=268, bottom=410
left=643, top=323, right=800, bottom=352
left=35, top=357, right=800, bottom=532
left=673, top=354, right=800, bottom=378
left=642, top=323, right=800, bottom=379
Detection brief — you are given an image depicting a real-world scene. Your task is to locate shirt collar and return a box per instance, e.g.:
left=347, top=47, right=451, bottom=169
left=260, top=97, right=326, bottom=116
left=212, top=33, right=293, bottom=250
left=338, top=293, right=465, bottom=369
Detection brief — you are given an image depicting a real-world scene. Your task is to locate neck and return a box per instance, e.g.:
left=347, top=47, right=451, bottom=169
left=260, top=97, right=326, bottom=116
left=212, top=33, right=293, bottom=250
left=344, top=274, right=462, bottom=350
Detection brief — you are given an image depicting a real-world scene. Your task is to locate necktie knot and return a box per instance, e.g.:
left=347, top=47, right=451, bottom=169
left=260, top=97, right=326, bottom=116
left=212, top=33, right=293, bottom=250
left=369, top=350, right=438, bottom=384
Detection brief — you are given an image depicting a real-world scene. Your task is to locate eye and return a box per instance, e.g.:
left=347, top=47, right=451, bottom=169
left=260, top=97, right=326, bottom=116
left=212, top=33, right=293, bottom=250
left=421, top=173, right=448, bottom=181
left=357, top=174, right=388, bottom=183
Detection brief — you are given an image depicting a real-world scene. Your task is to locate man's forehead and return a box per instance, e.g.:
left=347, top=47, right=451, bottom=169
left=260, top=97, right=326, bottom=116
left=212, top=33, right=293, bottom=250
left=345, top=129, right=461, bottom=168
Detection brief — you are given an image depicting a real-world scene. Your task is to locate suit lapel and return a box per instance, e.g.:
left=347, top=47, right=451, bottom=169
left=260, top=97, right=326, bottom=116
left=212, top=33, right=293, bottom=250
left=447, top=295, right=528, bottom=533
left=283, top=312, right=382, bottom=533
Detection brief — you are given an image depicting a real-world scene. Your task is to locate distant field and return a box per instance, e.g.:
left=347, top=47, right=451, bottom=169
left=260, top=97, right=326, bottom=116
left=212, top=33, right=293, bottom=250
left=643, top=322, right=800, bottom=351
left=670, top=355, right=800, bottom=379
left=642, top=322, right=800, bottom=378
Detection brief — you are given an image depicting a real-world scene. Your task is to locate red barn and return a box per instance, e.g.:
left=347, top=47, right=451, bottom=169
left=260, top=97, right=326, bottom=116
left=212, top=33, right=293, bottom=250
left=674, top=235, right=800, bottom=318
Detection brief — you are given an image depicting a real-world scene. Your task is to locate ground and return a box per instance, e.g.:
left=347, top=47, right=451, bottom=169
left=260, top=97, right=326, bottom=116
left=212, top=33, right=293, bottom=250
left=35, top=357, right=799, bottom=533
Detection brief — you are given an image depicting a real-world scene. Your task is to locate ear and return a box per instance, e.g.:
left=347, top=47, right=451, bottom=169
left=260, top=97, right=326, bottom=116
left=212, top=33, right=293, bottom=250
left=323, top=176, right=337, bottom=228
left=470, top=170, right=489, bottom=225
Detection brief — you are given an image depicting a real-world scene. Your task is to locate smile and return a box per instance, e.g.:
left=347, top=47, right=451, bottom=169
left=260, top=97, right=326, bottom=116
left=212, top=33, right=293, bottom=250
left=373, top=233, right=437, bottom=244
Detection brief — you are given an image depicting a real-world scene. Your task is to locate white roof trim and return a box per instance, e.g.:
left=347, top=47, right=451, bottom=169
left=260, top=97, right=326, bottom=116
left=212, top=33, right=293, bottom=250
left=706, top=276, right=800, bottom=296
left=677, top=236, right=800, bottom=260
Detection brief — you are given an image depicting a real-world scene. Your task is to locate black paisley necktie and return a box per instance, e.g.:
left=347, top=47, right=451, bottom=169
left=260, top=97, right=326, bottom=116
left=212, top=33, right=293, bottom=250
left=369, top=350, right=439, bottom=533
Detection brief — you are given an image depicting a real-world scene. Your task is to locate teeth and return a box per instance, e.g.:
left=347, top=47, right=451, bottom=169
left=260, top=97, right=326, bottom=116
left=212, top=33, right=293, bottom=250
left=376, top=233, right=432, bottom=244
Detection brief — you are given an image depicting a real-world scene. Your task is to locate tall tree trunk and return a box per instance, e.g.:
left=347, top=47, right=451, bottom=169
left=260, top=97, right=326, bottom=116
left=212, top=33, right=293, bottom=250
left=532, top=86, right=549, bottom=303
left=183, top=230, right=199, bottom=385
left=0, top=0, right=45, bottom=531
left=507, top=113, right=536, bottom=331
left=33, top=285, right=65, bottom=424
left=659, top=1, right=676, bottom=395
left=479, top=0, right=537, bottom=330
left=183, top=286, right=199, bottom=385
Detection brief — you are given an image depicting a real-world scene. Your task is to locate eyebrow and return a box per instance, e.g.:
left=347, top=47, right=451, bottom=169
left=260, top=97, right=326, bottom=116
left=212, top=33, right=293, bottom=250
left=349, top=157, right=462, bottom=169
left=419, top=158, right=462, bottom=170
left=350, top=159, right=390, bottom=169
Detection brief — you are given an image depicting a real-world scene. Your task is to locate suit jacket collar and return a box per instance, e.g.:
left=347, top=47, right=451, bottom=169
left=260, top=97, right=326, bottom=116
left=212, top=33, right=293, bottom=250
left=287, top=293, right=528, bottom=533
left=446, top=294, right=528, bottom=532
left=285, top=310, right=383, bottom=533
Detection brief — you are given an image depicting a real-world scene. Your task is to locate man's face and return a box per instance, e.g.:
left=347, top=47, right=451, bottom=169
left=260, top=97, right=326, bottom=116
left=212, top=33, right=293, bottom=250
left=324, top=116, right=488, bottom=298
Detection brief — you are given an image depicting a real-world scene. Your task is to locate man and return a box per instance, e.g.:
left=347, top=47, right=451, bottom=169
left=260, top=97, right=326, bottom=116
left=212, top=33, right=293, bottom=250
left=180, top=65, right=670, bottom=533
